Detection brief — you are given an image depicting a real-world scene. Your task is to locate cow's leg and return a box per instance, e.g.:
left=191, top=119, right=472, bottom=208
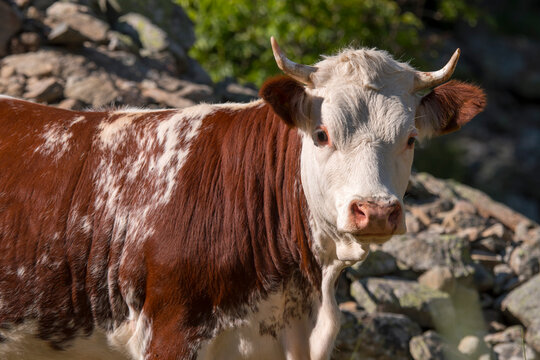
left=143, top=318, right=199, bottom=360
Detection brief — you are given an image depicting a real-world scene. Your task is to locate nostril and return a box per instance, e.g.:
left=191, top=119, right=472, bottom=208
left=388, top=205, right=402, bottom=224
left=350, top=202, right=366, bottom=219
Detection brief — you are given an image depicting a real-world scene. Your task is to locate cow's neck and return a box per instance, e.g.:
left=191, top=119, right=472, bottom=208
left=235, top=102, right=323, bottom=290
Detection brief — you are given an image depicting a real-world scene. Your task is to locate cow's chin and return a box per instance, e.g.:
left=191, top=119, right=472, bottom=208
left=352, top=233, right=394, bottom=245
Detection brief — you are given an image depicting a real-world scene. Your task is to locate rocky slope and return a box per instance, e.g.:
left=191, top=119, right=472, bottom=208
left=1, top=1, right=540, bottom=359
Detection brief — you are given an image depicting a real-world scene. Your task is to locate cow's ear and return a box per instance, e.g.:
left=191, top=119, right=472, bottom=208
left=415, top=80, right=486, bottom=138
left=260, top=75, right=310, bottom=128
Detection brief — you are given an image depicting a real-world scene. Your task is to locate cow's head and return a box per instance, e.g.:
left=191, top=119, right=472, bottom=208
left=261, top=38, right=485, bottom=263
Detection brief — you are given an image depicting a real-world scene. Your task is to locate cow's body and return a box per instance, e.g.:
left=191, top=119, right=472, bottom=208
left=0, top=40, right=486, bottom=360
left=0, top=97, right=344, bottom=359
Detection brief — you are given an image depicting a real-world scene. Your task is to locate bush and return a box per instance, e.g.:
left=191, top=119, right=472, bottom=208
left=177, top=0, right=480, bottom=86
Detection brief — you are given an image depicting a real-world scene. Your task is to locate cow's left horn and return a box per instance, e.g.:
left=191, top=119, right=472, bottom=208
left=271, top=37, right=317, bottom=86
left=413, top=49, right=460, bottom=92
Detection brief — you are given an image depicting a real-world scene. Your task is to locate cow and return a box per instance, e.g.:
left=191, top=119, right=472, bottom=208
left=0, top=37, right=485, bottom=360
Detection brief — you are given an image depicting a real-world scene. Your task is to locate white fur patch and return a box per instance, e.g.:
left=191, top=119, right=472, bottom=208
left=35, top=123, right=74, bottom=159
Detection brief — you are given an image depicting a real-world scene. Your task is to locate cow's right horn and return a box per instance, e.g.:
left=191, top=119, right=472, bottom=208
left=271, top=37, right=317, bottom=86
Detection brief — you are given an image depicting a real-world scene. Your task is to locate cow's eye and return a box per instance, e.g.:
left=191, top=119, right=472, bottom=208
left=407, top=136, right=416, bottom=148
left=314, top=126, right=330, bottom=146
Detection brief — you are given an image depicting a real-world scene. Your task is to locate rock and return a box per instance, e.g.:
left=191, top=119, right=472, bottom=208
left=348, top=250, right=397, bottom=279
left=509, top=241, right=540, bottom=282
left=334, top=310, right=421, bottom=360
left=65, top=74, right=118, bottom=107
left=176, top=83, right=215, bottom=103
left=350, top=280, right=378, bottom=313
left=141, top=87, right=195, bottom=108
left=382, top=232, right=474, bottom=278
left=215, top=79, right=259, bottom=103
left=457, top=335, right=487, bottom=358
left=23, top=77, right=63, bottom=103
left=0, top=1, right=22, bottom=57
left=482, top=223, right=512, bottom=241
left=359, top=277, right=454, bottom=327
left=493, top=342, right=537, bottom=360
left=56, top=98, right=84, bottom=110
left=112, top=0, right=195, bottom=51
left=46, top=2, right=109, bottom=43
left=418, top=266, right=456, bottom=293
left=409, top=331, right=450, bottom=360
left=527, top=320, right=540, bottom=353
left=485, top=325, right=525, bottom=346
left=48, top=23, right=90, bottom=45
left=118, top=13, right=168, bottom=53
left=449, top=180, right=538, bottom=232
left=413, top=172, right=457, bottom=200
left=501, top=273, right=540, bottom=328
left=182, top=57, right=212, bottom=85
left=2, top=52, right=57, bottom=77
left=0, top=65, right=16, bottom=79
left=0, top=75, right=26, bottom=97
left=472, top=262, right=495, bottom=292
left=493, top=264, right=516, bottom=294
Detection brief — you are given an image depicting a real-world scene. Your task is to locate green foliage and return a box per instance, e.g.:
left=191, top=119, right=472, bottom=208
left=177, top=0, right=480, bottom=86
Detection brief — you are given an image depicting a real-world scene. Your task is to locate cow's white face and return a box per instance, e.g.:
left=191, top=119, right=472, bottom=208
left=261, top=42, right=486, bottom=264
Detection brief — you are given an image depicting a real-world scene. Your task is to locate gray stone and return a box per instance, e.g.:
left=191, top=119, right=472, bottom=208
left=334, top=310, right=421, bottom=360
left=493, top=342, right=537, bottom=360
left=48, top=23, right=90, bottom=45
left=527, top=320, right=540, bottom=353
left=46, top=2, right=109, bottom=43
left=118, top=13, right=168, bottom=53
left=382, top=232, right=474, bottom=278
left=418, top=266, right=456, bottom=294
left=0, top=1, right=22, bottom=57
left=485, top=326, right=525, bottom=346
left=65, top=74, right=118, bottom=107
left=472, top=262, right=495, bottom=292
left=457, top=335, right=487, bottom=358
left=2, top=52, right=56, bottom=77
left=113, top=0, right=195, bottom=51
left=360, top=277, right=454, bottom=327
left=141, top=87, right=195, bottom=109
left=23, top=78, right=63, bottom=103
left=348, top=250, right=397, bottom=279
left=501, top=273, right=540, bottom=328
left=409, top=331, right=448, bottom=360
left=349, top=281, right=377, bottom=313
left=493, top=264, right=516, bottom=294
left=509, top=241, right=540, bottom=282
left=176, top=83, right=215, bottom=103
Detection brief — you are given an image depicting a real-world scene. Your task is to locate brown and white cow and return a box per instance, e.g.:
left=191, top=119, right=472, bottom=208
left=0, top=38, right=485, bottom=359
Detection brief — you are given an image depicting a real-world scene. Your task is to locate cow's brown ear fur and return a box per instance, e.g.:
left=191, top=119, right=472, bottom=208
left=416, top=80, right=486, bottom=137
left=260, top=76, right=308, bottom=128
